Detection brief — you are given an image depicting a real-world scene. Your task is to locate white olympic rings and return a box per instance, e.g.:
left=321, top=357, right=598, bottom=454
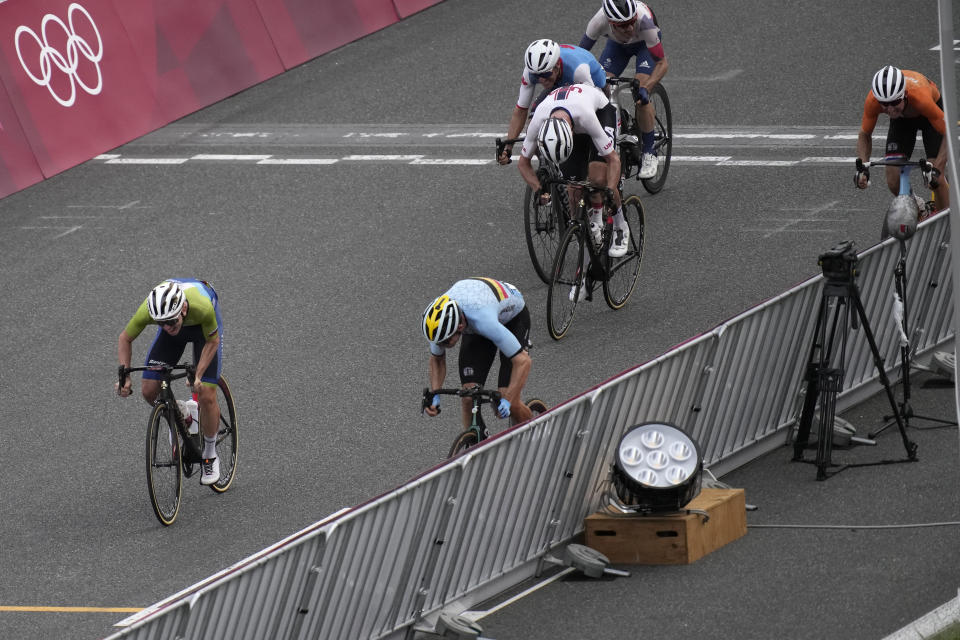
left=15, top=3, right=103, bottom=108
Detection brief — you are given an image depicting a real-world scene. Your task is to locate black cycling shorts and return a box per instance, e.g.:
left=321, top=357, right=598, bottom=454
left=560, top=103, right=618, bottom=180
left=458, top=307, right=531, bottom=388
left=885, top=97, right=944, bottom=159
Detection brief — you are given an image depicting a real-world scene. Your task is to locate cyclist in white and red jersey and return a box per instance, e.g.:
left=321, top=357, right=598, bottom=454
left=579, top=0, right=667, bottom=179
left=517, top=83, right=629, bottom=263
left=497, top=39, right=607, bottom=165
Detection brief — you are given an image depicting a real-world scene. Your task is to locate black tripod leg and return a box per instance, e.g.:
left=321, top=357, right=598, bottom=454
left=851, top=292, right=918, bottom=460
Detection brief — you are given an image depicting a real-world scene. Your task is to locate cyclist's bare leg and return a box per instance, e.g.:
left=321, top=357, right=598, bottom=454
left=884, top=165, right=900, bottom=198
left=197, top=382, right=220, bottom=439
left=505, top=386, right=533, bottom=427
left=934, top=176, right=950, bottom=213
left=459, top=382, right=479, bottom=431
left=141, top=379, right=161, bottom=405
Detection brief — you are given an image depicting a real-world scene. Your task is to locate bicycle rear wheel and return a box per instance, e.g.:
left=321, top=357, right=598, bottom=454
left=547, top=224, right=586, bottom=341
left=523, top=167, right=570, bottom=283
left=603, top=196, right=645, bottom=309
left=448, top=429, right=480, bottom=458
left=526, top=398, right=548, bottom=416
left=209, top=375, right=238, bottom=493
left=641, top=84, right=672, bottom=195
left=145, top=404, right=183, bottom=526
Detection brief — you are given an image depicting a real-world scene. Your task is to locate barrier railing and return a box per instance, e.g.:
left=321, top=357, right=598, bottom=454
left=108, top=213, right=954, bottom=639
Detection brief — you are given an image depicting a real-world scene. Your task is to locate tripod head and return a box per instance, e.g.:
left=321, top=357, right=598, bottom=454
left=818, top=241, right=859, bottom=287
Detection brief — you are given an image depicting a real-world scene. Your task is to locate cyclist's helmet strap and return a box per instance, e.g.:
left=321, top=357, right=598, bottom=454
left=524, top=39, right=560, bottom=74
left=602, top=0, right=638, bottom=22
left=146, top=281, right=185, bottom=322
left=872, top=65, right=905, bottom=103
left=422, top=295, right=461, bottom=344
left=537, top=117, right=574, bottom=166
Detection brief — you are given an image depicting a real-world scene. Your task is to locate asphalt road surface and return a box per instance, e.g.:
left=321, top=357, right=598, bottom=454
left=0, top=1, right=954, bottom=639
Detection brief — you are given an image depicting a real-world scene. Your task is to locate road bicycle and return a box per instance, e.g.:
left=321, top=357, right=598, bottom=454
left=119, top=363, right=238, bottom=525
left=857, top=156, right=939, bottom=239
left=422, top=387, right=548, bottom=458
left=497, top=137, right=573, bottom=284
left=609, top=77, right=673, bottom=194
left=545, top=178, right=645, bottom=340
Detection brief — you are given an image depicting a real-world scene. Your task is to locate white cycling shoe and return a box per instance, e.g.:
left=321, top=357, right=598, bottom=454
left=200, top=457, right=220, bottom=485
left=569, top=281, right=588, bottom=302
left=609, top=226, right=630, bottom=257
left=639, top=152, right=658, bottom=179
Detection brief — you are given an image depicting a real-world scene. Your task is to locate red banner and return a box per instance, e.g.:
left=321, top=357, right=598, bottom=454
left=0, top=79, right=43, bottom=196
left=392, top=0, right=444, bottom=19
left=255, top=0, right=400, bottom=68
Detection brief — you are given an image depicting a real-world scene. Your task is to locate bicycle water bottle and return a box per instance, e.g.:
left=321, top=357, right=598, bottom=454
left=185, top=395, right=199, bottom=435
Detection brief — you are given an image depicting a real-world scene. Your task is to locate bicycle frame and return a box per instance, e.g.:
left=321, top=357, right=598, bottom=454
left=547, top=177, right=620, bottom=282
left=120, top=363, right=204, bottom=464
left=422, top=386, right=501, bottom=452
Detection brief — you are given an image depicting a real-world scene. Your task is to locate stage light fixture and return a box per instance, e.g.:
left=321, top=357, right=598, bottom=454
left=611, top=422, right=703, bottom=513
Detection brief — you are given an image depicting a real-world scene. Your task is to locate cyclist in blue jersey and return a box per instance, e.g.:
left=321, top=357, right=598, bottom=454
left=421, top=277, right=533, bottom=428
left=498, top=39, right=607, bottom=165
left=117, top=279, right=224, bottom=485
left=579, top=0, right=667, bottom=179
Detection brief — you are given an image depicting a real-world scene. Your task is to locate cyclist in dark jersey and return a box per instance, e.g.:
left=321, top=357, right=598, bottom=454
left=117, top=279, right=224, bottom=485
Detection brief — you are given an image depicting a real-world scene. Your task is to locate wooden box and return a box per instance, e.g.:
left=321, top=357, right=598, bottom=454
left=584, top=488, right=747, bottom=565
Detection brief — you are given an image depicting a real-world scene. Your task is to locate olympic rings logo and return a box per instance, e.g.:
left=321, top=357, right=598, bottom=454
left=15, top=3, right=103, bottom=108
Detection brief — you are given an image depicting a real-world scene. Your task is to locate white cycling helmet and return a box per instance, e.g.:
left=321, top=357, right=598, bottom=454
left=537, top=117, right=574, bottom=166
left=524, top=39, right=560, bottom=75
left=602, top=0, right=638, bottom=22
left=422, top=294, right=461, bottom=345
left=872, top=65, right=905, bottom=103
left=146, top=281, right=185, bottom=322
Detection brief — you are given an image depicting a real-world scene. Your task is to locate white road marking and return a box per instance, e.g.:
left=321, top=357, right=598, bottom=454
left=105, top=158, right=188, bottom=164
left=191, top=154, right=272, bottom=160
left=342, top=154, right=424, bottom=160
left=409, top=158, right=491, bottom=165
left=257, top=158, right=339, bottom=165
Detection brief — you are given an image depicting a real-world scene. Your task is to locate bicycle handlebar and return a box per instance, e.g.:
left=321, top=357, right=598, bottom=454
left=119, top=363, right=196, bottom=394
left=421, top=387, right=502, bottom=413
left=860, top=157, right=940, bottom=189
left=495, top=136, right=526, bottom=164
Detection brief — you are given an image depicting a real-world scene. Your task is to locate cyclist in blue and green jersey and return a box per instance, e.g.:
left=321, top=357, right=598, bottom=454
left=421, top=277, right=533, bottom=428
left=117, top=279, right=224, bottom=485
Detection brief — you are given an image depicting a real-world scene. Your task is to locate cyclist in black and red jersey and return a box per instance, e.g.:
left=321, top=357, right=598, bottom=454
left=855, top=65, right=950, bottom=212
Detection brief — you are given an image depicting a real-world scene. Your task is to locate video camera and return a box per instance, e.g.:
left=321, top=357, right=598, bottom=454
left=818, top=240, right=859, bottom=285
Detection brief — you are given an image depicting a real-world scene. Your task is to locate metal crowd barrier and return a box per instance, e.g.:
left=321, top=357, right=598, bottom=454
left=108, top=214, right=954, bottom=640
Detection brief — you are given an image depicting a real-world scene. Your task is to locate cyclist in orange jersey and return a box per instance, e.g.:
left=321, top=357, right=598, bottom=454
left=855, top=66, right=949, bottom=212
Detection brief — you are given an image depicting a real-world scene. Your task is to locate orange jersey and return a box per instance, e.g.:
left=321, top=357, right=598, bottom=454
left=860, top=70, right=944, bottom=135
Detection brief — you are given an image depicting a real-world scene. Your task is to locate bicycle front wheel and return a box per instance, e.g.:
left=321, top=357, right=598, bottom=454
left=145, top=403, right=183, bottom=526
left=641, top=83, right=672, bottom=195
left=209, top=375, right=239, bottom=493
left=523, top=171, right=570, bottom=284
left=603, top=196, right=645, bottom=309
left=547, top=224, right=585, bottom=341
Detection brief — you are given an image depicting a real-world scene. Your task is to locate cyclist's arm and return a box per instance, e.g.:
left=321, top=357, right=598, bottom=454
left=425, top=352, right=446, bottom=416
left=501, top=105, right=529, bottom=163
left=117, top=329, right=135, bottom=395
left=578, top=35, right=597, bottom=51
left=502, top=349, right=532, bottom=413
left=517, top=125, right=545, bottom=192
left=195, top=334, right=220, bottom=386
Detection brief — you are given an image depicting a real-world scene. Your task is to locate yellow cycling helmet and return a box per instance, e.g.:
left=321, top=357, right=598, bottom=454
left=422, top=295, right=461, bottom=344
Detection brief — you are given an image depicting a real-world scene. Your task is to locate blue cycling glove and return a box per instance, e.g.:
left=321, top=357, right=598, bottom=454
left=497, top=398, right=511, bottom=418
left=633, top=85, right=649, bottom=105
left=432, top=395, right=441, bottom=410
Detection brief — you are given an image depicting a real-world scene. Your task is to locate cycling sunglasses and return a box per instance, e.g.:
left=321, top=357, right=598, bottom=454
left=532, top=70, right=555, bottom=80
left=609, top=16, right=638, bottom=28
left=159, top=317, right=180, bottom=327
left=879, top=97, right=903, bottom=108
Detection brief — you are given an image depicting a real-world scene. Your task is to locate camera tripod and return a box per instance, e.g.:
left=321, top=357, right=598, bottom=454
left=792, top=256, right=918, bottom=480
left=869, top=240, right=957, bottom=439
